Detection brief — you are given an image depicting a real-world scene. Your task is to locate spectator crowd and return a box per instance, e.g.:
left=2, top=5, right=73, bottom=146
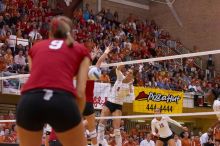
left=92, top=121, right=219, bottom=146
left=0, top=113, right=220, bottom=146
left=0, top=0, right=218, bottom=95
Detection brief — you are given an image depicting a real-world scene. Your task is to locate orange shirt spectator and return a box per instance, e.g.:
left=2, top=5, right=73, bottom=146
left=0, top=135, right=4, bottom=143
left=4, top=49, right=13, bottom=66
left=0, top=55, right=6, bottom=71
left=137, top=79, right=144, bottom=86
left=182, top=138, right=191, bottom=146
left=192, top=136, right=201, bottom=146
left=132, top=39, right=139, bottom=53
left=100, top=71, right=110, bottom=83
left=181, top=132, right=191, bottom=146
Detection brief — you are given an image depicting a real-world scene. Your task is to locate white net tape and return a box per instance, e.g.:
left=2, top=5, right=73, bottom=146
left=101, top=49, right=220, bottom=67
left=0, top=111, right=220, bottom=122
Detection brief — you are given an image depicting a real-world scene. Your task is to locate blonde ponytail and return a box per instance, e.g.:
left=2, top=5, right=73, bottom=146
left=66, top=32, right=74, bottom=47
left=50, top=16, right=74, bottom=48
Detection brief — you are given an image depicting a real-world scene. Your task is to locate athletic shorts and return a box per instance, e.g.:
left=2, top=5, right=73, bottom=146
left=105, top=101, right=122, bottom=113
left=83, top=102, right=95, bottom=116
left=16, top=89, right=82, bottom=132
left=158, top=134, right=174, bottom=143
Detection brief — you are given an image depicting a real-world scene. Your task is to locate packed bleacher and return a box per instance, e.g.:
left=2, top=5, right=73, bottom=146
left=0, top=0, right=219, bottom=145
left=0, top=0, right=217, bottom=92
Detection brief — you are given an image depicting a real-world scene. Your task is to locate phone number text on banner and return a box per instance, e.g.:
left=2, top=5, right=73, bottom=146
left=133, top=87, right=184, bottom=114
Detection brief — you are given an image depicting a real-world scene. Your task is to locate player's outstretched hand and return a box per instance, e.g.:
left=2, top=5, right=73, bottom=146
left=104, top=43, right=113, bottom=54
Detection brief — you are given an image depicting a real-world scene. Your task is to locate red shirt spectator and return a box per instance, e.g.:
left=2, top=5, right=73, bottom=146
left=39, top=0, right=48, bottom=7
left=27, top=0, right=34, bottom=9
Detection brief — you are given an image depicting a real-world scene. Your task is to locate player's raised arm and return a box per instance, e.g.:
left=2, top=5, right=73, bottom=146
left=95, top=44, right=113, bottom=67
left=166, top=116, right=188, bottom=131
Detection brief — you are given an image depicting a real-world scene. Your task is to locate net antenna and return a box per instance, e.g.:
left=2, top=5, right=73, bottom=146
left=149, top=0, right=183, bottom=27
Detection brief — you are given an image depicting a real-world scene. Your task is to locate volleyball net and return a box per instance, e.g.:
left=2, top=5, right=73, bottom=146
left=0, top=50, right=220, bottom=143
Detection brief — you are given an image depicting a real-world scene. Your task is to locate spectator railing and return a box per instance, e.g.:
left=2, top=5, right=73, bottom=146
left=175, top=44, right=203, bottom=69
left=158, top=40, right=183, bottom=65
left=158, top=39, right=203, bottom=69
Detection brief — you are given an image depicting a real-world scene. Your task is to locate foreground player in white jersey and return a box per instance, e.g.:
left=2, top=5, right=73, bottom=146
left=97, top=65, right=134, bottom=146
left=151, top=108, right=188, bottom=146
left=205, top=87, right=220, bottom=119
left=205, top=87, right=220, bottom=127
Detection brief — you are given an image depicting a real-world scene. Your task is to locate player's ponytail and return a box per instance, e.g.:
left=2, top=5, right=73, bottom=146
left=50, top=16, right=74, bottom=48
left=65, top=31, right=74, bottom=48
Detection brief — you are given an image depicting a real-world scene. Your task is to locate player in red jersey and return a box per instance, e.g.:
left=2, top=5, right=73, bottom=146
left=83, top=39, right=112, bottom=146
left=16, top=16, right=91, bottom=146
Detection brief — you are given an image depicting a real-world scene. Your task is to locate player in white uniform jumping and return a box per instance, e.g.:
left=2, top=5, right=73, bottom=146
left=205, top=87, right=220, bottom=127
left=151, top=108, right=188, bottom=146
left=97, top=65, right=134, bottom=146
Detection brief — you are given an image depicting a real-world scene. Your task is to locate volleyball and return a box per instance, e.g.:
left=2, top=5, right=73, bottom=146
left=88, top=66, right=101, bottom=80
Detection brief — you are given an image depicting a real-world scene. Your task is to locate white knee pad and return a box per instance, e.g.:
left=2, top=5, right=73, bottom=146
left=114, top=129, right=121, bottom=136
left=98, top=123, right=105, bottom=132
left=114, top=129, right=122, bottom=146
left=97, top=123, right=105, bottom=142
left=84, top=130, right=89, bottom=138
left=89, top=129, right=97, bottom=139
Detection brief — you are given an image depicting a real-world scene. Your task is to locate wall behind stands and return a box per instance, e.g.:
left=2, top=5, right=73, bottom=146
left=83, top=0, right=149, bottom=20
left=83, top=0, right=98, bottom=13
left=146, top=0, right=220, bottom=71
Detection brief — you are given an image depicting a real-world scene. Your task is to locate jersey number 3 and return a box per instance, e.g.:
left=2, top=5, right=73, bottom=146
left=49, top=40, right=64, bottom=50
